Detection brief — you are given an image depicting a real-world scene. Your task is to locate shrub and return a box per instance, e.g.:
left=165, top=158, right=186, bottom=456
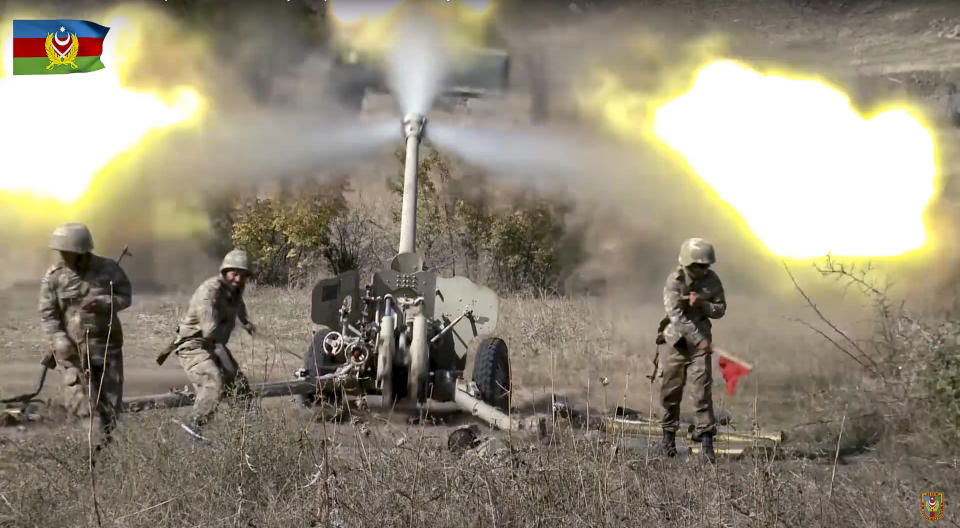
left=322, top=204, right=395, bottom=277
left=791, top=256, right=960, bottom=454
left=480, top=202, right=574, bottom=293
left=230, top=179, right=347, bottom=286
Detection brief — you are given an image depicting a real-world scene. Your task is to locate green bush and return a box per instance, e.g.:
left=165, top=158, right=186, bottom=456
left=229, top=179, right=347, bottom=286
left=480, top=202, right=575, bottom=293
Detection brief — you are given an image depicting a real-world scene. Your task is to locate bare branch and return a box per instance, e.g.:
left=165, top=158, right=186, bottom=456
left=782, top=261, right=883, bottom=377
left=788, top=317, right=873, bottom=372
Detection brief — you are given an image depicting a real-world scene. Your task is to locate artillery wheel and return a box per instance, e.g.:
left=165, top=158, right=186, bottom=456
left=472, top=337, right=510, bottom=412
left=298, top=329, right=338, bottom=408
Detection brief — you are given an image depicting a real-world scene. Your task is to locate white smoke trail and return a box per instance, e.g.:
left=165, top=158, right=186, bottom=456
left=428, top=123, right=610, bottom=181
left=385, top=10, right=449, bottom=115
left=159, top=116, right=398, bottom=185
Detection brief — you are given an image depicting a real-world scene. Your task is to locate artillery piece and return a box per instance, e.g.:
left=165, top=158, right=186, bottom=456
left=295, top=112, right=521, bottom=425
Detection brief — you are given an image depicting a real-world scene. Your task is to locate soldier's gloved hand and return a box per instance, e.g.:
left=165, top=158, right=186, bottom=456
left=242, top=321, right=256, bottom=336
left=53, top=335, right=77, bottom=362
left=81, top=295, right=111, bottom=313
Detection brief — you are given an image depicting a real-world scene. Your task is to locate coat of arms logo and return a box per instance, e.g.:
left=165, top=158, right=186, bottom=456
left=44, top=26, right=80, bottom=70
left=922, top=492, right=944, bottom=521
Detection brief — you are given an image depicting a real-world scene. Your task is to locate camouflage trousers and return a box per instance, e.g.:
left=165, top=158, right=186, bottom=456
left=59, top=345, right=124, bottom=441
left=660, top=338, right=717, bottom=440
left=176, top=343, right=252, bottom=425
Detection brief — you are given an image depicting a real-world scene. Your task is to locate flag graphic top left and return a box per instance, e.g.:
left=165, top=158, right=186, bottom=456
left=12, top=20, right=110, bottom=75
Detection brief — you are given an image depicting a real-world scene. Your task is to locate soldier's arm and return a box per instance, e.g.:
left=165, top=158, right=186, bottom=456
left=237, top=297, right=256, bottom=335
left=196, top=287, right=219, bottom=342
left=702, top=276, right=727, bottom=319
left=83, top=260, right=132, bottom=313
left=664, top=275, right=704, bottom=345
left=38, top=272, right=68, bottom=343
left=238, top=297, right=251, bottom=325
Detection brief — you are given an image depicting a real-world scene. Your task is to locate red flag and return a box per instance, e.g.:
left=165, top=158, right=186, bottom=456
left=714, top=348, right=752, bottom=396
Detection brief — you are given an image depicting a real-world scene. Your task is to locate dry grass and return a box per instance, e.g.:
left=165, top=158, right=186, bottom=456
left=0, top=283, right=958, bottom=527
left=0, top=404, right=955, bottom=527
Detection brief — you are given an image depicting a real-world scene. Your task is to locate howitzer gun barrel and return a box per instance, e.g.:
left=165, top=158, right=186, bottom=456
left=398, top=113, right=426, bottom=255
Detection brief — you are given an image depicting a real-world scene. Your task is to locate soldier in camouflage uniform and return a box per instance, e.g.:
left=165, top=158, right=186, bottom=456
left=38, top=223, right=132, bottom=443
left=658, top=237, right=726, bottom=463
left=174, top=249, right=256, bottom=439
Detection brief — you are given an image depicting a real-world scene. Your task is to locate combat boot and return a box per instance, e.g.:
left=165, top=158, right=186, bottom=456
left=661, top=431, right=677, bottom=457
left=700, top=434, right=716, bottom=464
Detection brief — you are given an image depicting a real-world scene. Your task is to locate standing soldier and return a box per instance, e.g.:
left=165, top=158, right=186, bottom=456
left=658, top=237, right=726, bottom=463
left=172, top=249, right=256, bottom=439
left=38, top=223, right=132, bottom=445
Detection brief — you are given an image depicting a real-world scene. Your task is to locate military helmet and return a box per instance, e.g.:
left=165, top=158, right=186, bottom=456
left=48, top=223, right=94, bottom=253
left=220, top=249, right=251, bottom=274
left=678, top=237, right=716, bottom=267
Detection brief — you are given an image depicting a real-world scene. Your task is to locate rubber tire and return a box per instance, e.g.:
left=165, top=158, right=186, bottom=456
left=471, top=337, right=510, bottom=412
left=298, top=329, right=335, bottom=407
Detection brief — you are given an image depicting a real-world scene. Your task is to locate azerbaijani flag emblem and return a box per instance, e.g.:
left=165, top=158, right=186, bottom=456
left=12, top=19, right=110, bottom=75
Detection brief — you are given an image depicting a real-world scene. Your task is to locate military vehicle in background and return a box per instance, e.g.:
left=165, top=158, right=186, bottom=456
left=327, top=45, right=511, bottom=111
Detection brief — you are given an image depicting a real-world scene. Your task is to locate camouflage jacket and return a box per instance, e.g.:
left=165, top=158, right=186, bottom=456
left=661, top=265, right=726, bottom=347
left=38, top=254, right=132, bottom=349
left=175, top=276, right=250, bottom=348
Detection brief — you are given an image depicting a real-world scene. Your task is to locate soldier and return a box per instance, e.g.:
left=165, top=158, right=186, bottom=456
left=38, top=223, right=132, bottom=445
left=173, top=249, right=256, bottom=439
left=658, top=237, right=726, bottom=463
